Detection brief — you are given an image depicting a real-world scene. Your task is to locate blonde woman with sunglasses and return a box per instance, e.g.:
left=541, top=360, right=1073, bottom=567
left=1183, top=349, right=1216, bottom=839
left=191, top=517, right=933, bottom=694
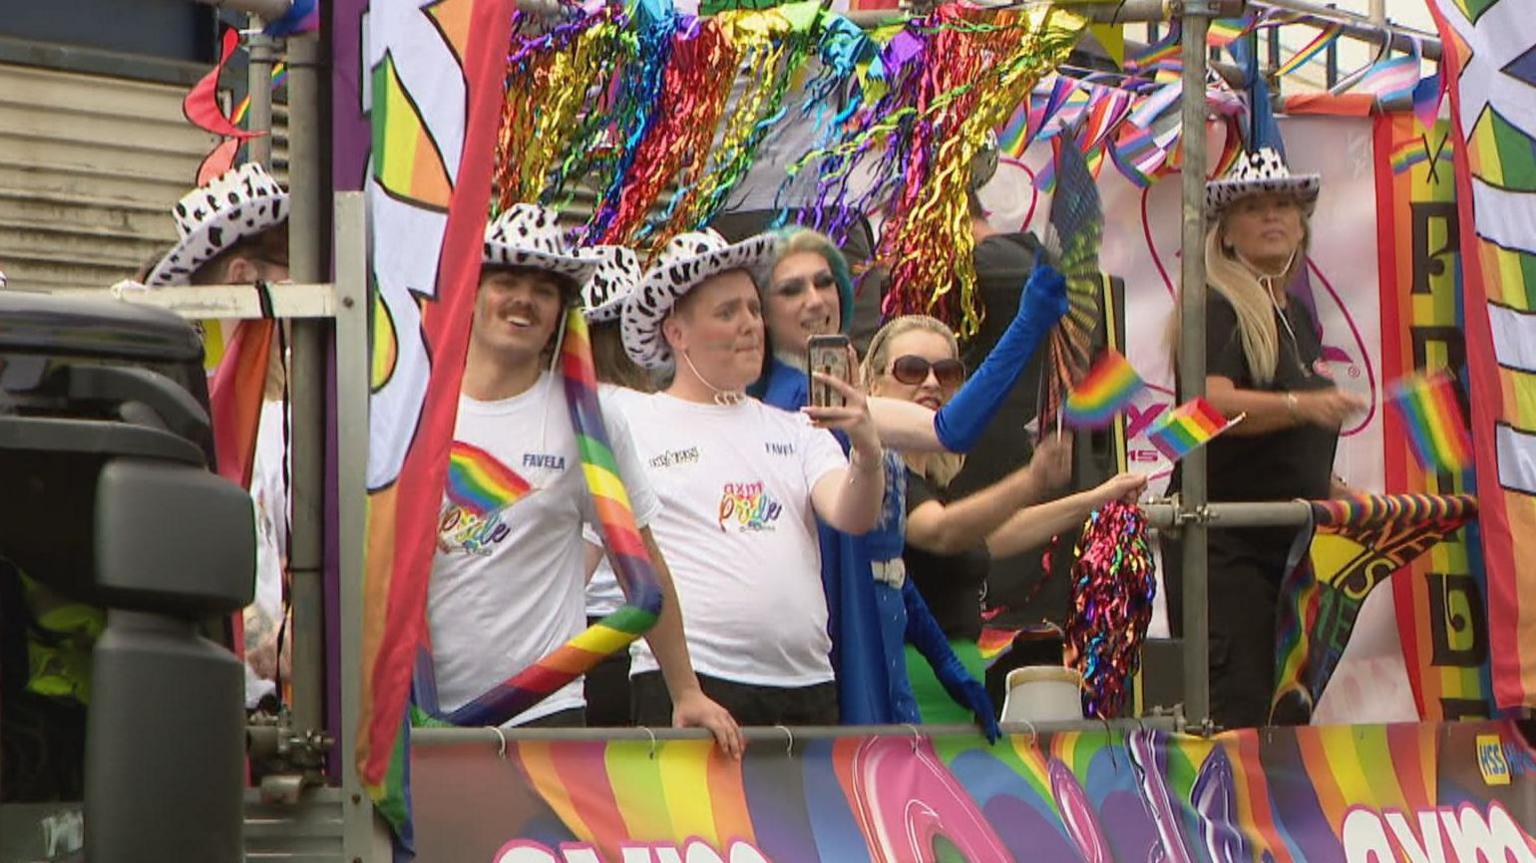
left=863, top=316, right=1147, bottom=724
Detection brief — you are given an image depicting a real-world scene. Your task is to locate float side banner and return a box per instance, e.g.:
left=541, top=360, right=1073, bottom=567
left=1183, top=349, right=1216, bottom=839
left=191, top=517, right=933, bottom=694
left=1374, top=109, right=1494, bottom=721
left=410, top=722, right=1536, bottom=861
left=1426, top=0, right=1536, bottom=712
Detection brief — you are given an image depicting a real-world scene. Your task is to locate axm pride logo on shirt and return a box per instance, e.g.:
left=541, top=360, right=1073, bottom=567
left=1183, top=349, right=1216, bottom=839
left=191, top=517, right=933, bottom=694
left=718, top=481, right=783, bottom=532
left=437, top=503, right=512, bottom=556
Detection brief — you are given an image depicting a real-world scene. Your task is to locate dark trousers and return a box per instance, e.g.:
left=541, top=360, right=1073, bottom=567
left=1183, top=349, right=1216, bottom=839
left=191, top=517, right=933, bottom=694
left=1164, top=531, right=1285, bottom=730
left=583, top=615, right=633, bottom=727
left=519, top=707, right=586, bottom=728
left=631, top=671, right=838, bottom=727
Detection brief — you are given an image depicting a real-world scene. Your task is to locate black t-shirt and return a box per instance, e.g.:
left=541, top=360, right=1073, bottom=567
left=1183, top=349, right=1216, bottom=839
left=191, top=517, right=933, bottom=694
left=903, top=469, right=992, bottom=642
left=1171, top=291, right=1340, bottom=552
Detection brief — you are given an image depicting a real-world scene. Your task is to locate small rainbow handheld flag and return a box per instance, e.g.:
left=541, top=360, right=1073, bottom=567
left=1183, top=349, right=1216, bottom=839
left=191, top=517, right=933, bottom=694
left=1387, top=371, right=1473, bottom=473
left=1147, top=397, right=1242, bottom=462
left=1064, top=349, right=1145, bottom=429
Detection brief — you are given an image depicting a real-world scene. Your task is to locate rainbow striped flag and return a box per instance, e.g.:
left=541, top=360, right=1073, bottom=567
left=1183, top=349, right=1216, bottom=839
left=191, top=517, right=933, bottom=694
left=1145, top=397, right=1240, bottom=462
left=1388, top=372, right=1474, bottom=474
left=1063, top=349, right=1144, bottom=429
left=358, top=0, right=517, bottom=848
left=1274, top=23, right=1342, bottom=78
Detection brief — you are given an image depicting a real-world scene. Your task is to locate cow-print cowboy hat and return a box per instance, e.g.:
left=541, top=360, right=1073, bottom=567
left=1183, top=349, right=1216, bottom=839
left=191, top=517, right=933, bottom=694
left=146, top=163, right=289, bottom=287
left=621, top=229, right=776, bottom=370
left=578, top=245, right=641, bottom=324
left=482, top=204, right=598, bottom=289
left=1205, top=147, right=1320, bottom=219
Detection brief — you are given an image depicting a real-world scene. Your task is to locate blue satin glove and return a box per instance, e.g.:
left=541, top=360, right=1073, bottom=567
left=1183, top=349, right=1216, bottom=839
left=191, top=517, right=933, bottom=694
left=902, top=580, right=1001, bottom=744
left=933, top=255, right=1068, bottom=453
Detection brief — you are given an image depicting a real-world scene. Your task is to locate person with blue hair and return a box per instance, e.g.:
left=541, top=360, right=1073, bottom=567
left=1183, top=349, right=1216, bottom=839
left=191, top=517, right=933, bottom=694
left=754, top=226, right=1071, bottom=736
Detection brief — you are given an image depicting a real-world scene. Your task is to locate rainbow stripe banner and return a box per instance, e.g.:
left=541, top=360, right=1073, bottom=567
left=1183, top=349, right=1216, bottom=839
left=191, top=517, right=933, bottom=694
left=1388, top=371, right=1475, bottom=474
left=410, top=720, right=1536, bottom=861
left=1063, top=348, right=1144, bottom=429
left=1429, top=0, right=1536, bottom=711
left=1374, top=109, right=1495, bottom=722
left=1145, top=397, right=1239, bottom=462
left=357, top=0, right=517, bottom=847
left=1274, top=23, right=1342, bottom=78
left=1272, top=494, right=1478, bottom=725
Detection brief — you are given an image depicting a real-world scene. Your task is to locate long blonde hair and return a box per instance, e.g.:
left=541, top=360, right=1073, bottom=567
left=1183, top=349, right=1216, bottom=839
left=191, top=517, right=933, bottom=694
left=862, top=315, right=965, bottom=489
left=1169, top=221, right=1306, bottom=387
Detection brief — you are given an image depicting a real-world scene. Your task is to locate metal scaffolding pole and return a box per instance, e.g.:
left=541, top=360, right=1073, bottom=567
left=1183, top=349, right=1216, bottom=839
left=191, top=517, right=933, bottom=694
left=1177, top=0, right=1216, bottom=732
left=284, top=28, right=330, bottom=748
left=246, top=21, right=276, bottom=168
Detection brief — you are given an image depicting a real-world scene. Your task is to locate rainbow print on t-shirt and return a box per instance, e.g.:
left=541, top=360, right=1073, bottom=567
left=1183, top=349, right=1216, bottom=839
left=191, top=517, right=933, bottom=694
left=446, top=440, right=533, bottom=516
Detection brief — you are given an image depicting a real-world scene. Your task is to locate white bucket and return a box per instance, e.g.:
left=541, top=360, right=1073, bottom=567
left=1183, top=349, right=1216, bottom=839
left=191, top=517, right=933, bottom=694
left=1000, top=666, right=1085, bottom=724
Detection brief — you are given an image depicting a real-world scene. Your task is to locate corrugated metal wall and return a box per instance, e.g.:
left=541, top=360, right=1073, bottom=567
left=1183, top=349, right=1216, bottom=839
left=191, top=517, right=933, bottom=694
left=0, top=62, right=217, bottom=291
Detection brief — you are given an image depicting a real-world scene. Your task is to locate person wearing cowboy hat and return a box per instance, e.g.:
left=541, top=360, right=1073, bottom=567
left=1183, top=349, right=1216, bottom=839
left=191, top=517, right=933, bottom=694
left=616, top=228, right=886, bottom=727
left=146, top=163, right=291, bottom=288
left=424, top=205, right=741, bottom=753
left=143, top=163, right=293, bottom=711
left=1163, top=148, right=1366, bottom=731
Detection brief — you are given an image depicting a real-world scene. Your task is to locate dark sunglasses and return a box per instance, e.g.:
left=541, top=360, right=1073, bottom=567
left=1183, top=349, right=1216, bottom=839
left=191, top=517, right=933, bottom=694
left=889, top=355, right=965, bottom=388
left=771, top=271, right=837, bottom=295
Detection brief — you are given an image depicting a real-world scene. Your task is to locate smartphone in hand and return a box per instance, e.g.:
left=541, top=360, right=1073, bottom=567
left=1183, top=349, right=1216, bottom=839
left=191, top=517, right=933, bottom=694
left=807, top=334, right=852, bottom=409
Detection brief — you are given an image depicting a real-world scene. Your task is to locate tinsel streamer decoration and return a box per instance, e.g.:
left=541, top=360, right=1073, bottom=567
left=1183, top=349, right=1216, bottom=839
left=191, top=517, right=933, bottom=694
left=644, top=4, right=821, bottom=244
left=1063, top=500, right=1154, bottom=719
left=791, top=24, right=938, bottom=248
left=574, top=0, right=678, bottom=237
left=493, top=9, right=626, bottom=212
left=769, top=13, right=875, bottom=233
left=598, top=16, right=740, bottom=252
left=875, top=5, right=1082, bottom=338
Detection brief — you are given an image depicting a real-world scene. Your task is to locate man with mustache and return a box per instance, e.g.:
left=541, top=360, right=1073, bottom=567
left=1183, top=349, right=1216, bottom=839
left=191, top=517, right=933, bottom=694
left=424, top=205, right=740, bottom=755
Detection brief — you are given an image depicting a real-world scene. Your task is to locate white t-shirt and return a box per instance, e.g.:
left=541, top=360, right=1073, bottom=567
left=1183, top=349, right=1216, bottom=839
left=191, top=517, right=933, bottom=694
left=244, top=399, right=288, bottom=708
left=622, top=392, right=847, bottom=687
left=427, top=374, right=660, bottom=726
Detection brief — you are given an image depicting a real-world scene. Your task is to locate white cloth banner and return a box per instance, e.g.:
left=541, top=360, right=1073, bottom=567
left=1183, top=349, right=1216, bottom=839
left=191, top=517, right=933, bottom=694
left=979, top=114, right=1416, bottom=723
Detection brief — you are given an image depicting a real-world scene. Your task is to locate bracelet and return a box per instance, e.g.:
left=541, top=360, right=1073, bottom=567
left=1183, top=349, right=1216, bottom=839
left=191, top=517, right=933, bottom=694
left=1285, top=391, right=1300, bottom=421
left=850, top=447, right=884, bottom=474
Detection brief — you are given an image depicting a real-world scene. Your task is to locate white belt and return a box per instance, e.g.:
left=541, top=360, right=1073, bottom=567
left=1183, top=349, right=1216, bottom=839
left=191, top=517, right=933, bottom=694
left=870, top=558, right=906, bottom=589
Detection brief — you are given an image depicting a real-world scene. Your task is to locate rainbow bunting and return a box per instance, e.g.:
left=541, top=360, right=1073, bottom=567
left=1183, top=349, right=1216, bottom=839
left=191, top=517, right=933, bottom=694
left=1145, top=397, right=1239, bottom=462
left=445, top=441, right=534, bottom=516
left=1206, top=15, right=1253, bottom=49
left=1386, top=371, right=1473, bottom=474
left=1063, top=350, right=1144, bottom=429
left=1274, top=23, right=1342, bottom=78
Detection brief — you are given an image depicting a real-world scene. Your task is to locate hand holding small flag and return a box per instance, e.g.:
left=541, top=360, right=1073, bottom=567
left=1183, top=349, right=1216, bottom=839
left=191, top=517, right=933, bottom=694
left=1147, top=397, right=1244, bottom=462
